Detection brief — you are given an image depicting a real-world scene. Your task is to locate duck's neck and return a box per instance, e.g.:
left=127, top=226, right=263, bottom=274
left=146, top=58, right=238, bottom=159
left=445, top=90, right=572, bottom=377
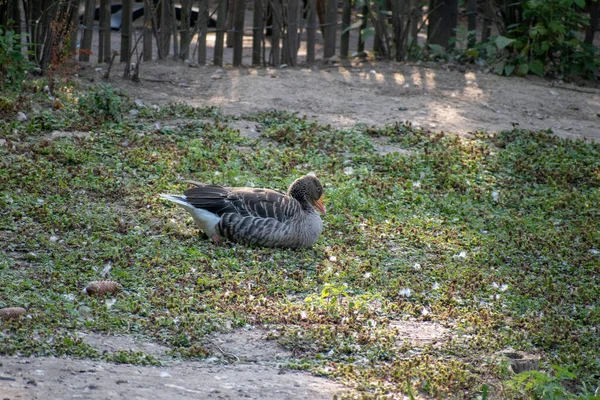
left=288, top=182, right=312, bottom=212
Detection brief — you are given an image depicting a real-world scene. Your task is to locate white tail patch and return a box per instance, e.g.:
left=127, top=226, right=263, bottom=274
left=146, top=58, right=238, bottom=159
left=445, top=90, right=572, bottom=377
left=307, top=171, right=317, bottom=177
left=160, top=194, right=221, bottom=237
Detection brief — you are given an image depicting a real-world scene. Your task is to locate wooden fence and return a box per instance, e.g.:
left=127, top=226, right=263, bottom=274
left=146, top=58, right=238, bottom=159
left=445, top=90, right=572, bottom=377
left=1, top=0, right=599, bottom=71
left=69, top=0, right=508, bottom=67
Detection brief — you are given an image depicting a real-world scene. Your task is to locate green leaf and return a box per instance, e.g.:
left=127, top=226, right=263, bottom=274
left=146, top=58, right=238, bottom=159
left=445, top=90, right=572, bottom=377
left=574, top=0, right=586, bottom=8
left=504, top=64, right=516, bottom=76
left=495, top=35, right=516, bottom=50
left=517, top=63, right=529, bottom=75
left=360, top=27, right=375, bottom=41
left=428, top=44, right=445, bottom=56
left=494, top=61, right=505, bottom=75
left=529, top=60, right=545, bottom=77
left=342, top=20, right=364, bottom=35
left=465, top=48, right=479, bottom=58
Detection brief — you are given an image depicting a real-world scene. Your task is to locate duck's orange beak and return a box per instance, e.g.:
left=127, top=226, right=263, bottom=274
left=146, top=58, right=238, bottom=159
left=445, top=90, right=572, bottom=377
left=313, top=197, right=326, bottom=214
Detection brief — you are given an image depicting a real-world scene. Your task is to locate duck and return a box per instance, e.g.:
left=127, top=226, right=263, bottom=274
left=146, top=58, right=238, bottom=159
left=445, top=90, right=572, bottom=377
left=160, top=174, right=326, bottom=248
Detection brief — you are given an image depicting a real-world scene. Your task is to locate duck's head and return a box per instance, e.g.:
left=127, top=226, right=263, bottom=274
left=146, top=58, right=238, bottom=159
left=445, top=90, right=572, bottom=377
left=289, top=174, right=326, bottom=214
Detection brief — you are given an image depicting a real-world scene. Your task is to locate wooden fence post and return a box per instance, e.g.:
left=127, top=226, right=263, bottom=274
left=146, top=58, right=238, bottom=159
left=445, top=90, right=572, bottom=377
left=233, top=0, right=245, bottom=66
left=214, top=0, right=228, bottom=66
left=79, top=0, right=94, bottom=61
left=306, top=0, right=317, bottom=63
left=481, top=0, right=493, bottom=43
left=226, top=0, right=235, bottom=47
left=180, top=0, right=192, bottom=60
left=340, top=0, right=351, bottom=57
left=285, top=0, right=299, bottom=65
left=121, top=0, right=133, bottom=62
left=323, top=0, right=336, bottom=58
left=98, top=0, right=111, bottom=62
left=252, top=0, right=264, bottom=65
left=143, top=0, right=153, bottom=61
left=467, top=0, right=476, bottom=47
left=357, top=3, right=367, bottom=55
left=427, top=0, right=457, bottom=49
left=270, top=0, right=282, bottom=66
left=198, top=0, right=209, bottom=64
left=391, top=0, right=404, bottom=61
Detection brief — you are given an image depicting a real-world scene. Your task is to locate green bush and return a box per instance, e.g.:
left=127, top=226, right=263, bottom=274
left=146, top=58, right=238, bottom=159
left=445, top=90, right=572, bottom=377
left=0, top=26, right=35, bottom=91
left=77, top=84, right=129, bottom=124
left=491, top=0, right=599, bottom=78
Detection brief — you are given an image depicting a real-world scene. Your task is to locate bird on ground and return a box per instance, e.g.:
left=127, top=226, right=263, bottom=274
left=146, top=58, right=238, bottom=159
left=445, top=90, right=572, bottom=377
left=160, top=174, right=326, bottom=248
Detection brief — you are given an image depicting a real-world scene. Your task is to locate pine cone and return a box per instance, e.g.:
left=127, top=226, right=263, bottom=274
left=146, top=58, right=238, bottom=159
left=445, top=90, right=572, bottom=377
left=0, top=307, right=27, bottom=320
left=85, top=280, right=121, bottom=296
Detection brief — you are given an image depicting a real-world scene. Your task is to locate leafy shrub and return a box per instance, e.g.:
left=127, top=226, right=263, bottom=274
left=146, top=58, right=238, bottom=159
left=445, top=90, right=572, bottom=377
left=0, top=26, right=35, bottom=91
left=490, top=0, right=599, bottom=78
left=77, top=84, right=129, bottom=124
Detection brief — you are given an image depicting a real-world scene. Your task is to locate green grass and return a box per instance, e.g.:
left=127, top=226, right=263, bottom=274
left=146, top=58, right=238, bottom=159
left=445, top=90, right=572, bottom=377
left=1, top=81, right=599, bottom=399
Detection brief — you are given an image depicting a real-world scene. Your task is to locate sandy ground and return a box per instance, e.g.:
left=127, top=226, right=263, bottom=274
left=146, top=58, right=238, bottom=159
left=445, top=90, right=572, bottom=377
left=80, top=59, right=600, bottom=142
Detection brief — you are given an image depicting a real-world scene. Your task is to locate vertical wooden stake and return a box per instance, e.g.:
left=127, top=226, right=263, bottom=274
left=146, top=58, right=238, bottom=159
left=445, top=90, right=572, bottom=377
left=340, top=0, right=350, bottom=57
left=121, top=0, right=133, bottom=62
left=198, top=0, right=209, bottom=64
left=226, top=0, right=235, bottom=47
left=143, top=0, right=153, bottom=61
left=286, top=0, right=299, bottom=65
left=233, top=0, right=245, bottom=66
left=270, top=0, right=282, bottom=66
left=80, top=0, right=94, bottom=61
left=252, top=0, right=264, bottom=66
left=323, top=0, right=336, bottom=58
left=357, top=3, right=367, bottom=55
left=467, top=0, right=476, bottom=47
left=306, top=0, right=316, bottom=63
left=214, top=0, right=227, bottom=66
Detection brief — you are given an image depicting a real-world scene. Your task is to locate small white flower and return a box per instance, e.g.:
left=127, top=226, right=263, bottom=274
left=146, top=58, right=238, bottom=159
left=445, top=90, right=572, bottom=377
left=105, top=298, right=116, bottom=309
left=492, top=191, right=499, bottom=202
left=399, top=288, right=412, bottom=297
left=413, top=263, right=421, bottom=270
left=49, top=235, right=58, bottom=242
left=343, top=166, right=354, bottom=175
left=300, top=311, right=307, bottom=320
left=412, top=181, right=421, bottom=188
left=432, top=282, right=440, bottom=290
left=499, top=284, right=509, bottom=292
left=492, top=282, right=499, bottom=289
left=454, top=251, right=467, bottom=260
left=327, top=349, right=335, bottom=356
left=214, top=171, right=221, bottom=176
left=589, top=249, right=599, bottom=255
left=329, top=255, right=337, bottom=262
left=421, top=307, right=430, bottom=316
left=363, top=272, right=372, bottom=279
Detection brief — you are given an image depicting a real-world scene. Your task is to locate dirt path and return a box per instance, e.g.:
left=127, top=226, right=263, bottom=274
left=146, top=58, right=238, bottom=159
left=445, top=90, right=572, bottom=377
left=81, top=60, right=600, bottom=142
left=0, top=330, right=349, bottom=400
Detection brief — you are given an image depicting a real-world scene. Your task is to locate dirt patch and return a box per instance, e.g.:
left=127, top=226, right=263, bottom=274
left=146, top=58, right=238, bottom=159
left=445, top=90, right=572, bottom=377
left=80, top=332, right=171, bottom=360
left=205, top=329, right=292, bottom=363
left=78, top=60, right=600, bottom=142
left=390, top=319, right=450, bottom=346
left=0, top=355, right=347, bottom=400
